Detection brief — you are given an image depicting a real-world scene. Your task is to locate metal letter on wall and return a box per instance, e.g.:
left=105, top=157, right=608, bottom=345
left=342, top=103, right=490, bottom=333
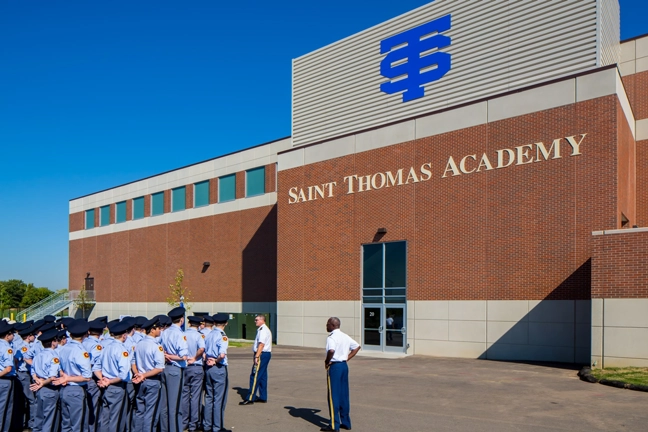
left=380, top=14, right=452, bottom=102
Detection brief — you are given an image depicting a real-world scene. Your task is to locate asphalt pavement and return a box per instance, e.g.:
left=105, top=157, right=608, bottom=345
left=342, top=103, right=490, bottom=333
left=222, top=345, right=647, bottom=432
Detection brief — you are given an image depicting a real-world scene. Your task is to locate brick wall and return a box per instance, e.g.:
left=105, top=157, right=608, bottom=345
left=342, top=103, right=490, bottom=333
left=278, top=96, right=627, bottom=302
left=592, top=230, right=648, bottom=298
left=69, top=205, right=278, bottom=303
left=622, top=70, right=648, bottom=120
left=638, top=140, right=648, bottom=227
left=617, top=100, right=637, bottom=226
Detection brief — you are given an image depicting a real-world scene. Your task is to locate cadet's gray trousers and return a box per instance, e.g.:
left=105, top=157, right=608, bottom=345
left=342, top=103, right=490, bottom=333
left=86, top=380, right=100, bottom=432
left=163, top=365, right=184, bottom=432
left=60, top=385, right=87, bottom=432
left=203, top=364, right=228, bottom=432
left=134, top=378, right=162, bottom=432
left=34, top=385, right=59, bottom=432
left=17, top=371, right=35, bottom=428
left=99, top=383, right=126, bottom=432
left=181, top=365, right=204, bottom=431
left=0, top=378, right=14, bottom=432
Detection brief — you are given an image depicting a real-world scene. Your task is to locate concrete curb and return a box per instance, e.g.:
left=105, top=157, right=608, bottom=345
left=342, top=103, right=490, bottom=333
left=578, top=367, right=648, bottom=392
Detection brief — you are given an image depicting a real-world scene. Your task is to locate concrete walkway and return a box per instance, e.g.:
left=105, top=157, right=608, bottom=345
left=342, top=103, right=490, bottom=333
left=223, top=345, right=647, bottom=432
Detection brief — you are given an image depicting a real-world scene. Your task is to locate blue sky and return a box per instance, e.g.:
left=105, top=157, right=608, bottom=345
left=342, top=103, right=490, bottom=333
left=1, top=0, right=646, bottom=291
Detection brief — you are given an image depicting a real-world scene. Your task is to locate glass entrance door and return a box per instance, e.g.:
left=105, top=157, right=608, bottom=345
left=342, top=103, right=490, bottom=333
left=361, top=241, right=407, bottom=353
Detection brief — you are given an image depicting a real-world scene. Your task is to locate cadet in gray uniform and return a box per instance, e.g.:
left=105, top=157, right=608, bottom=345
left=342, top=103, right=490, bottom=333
left=30, top=328, right=61, bottom=432
left=55, top=320, right=92, bottom=432
left=83, top=319, right=106, bottom=432
left=160, top=307, right=189, bottom=432
left=98, top=320, right=132, bottom=432
left=203, top=313, right=230, bottom=432
left=14, top=321, right=38, bottom=430
left=132, top=317, right=165, bottom=432
left=181, top=316, right=206, bottom=432
left=0, top=321, right=16, bottom=432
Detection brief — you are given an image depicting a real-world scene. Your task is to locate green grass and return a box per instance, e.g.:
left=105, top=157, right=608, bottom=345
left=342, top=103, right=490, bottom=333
left=228, top=341, right=253, bottom=348
left=591, top=368, right=648, bottom=386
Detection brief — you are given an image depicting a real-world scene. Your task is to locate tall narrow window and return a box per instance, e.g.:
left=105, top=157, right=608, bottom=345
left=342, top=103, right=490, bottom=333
left=219, top=174, right=236, bottom=202
left=85, top=209, right=95, bottom=229
left=152, top=192, right=164, bottom=216
left=194, top=180, right=209, bottom=207
left=116, top=201, right=127, bottom=223
left=100, top=205, right=110, bottom=227
left=133, top=196, right=145, bottom=220
left=246, top=166, right=265, bottom=197
left=172, top=186, right=186, bottom=212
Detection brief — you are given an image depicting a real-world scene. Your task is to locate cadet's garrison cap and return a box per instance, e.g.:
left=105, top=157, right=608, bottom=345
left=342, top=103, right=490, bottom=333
left=39, top=323, right=56, bottom=333
left=142, top=317, right=161, bottom=332
left=168, top=307, right=185, bottom=321
left=0, top=321, right=14, bottom=336
left=68, top=320, right=90, bottom=337
left=109, top=320, right=130, bottom=336
left=188, top=316, right=204, bottom=326
left=134, top=316, right=148, bottom=328
left=43, top=315, right=56, bottom=323
left=39, top=329, right=59, bottom=343
left=212, top=313, right=229, bottom=324
left=88, top=320, right=106, bottom=333
left=203, top=315, right=214, bottom=324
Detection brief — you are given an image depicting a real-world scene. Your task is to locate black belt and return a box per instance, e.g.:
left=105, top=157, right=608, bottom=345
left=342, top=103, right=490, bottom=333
left=187, top=364, right=203, bottom=367
left=0, top=376, right=16, bottom=380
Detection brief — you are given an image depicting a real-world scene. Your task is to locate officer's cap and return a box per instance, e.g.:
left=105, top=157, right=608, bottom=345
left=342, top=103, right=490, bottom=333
left=39, top=323, right=56, bottom=333
left=107, top=318, right=120, bottom=328
left=122, top=316, right=137, bottom=331
left=0, top=321, right=14, bottom=336
left=68, top=320, right=90, bottom=337
left=188, top=316, right=204, bottom=326
left=33, top=319, right=45, bottom=329
left=134, top=316, right=148, bottom=328
left=109, top=320, right=130, bottom=336
left=168, top=307, right=185, bottom=321
left=153, top=315, right=170, bottom=327
left=43, top=315, right=56, bottom=323
left=88, top=320, right=106, bottom=333
left=96, top=316, right=108, bottom=323
left=212, top=313, right=229, bottom=324
left=14, top=321, right=33, bottom=333
left=19, top=323, right=39, bottom=337
left=142, top=317, right=161, bottom=332
left=203, top=315, right=214, bottom=324
left=39, top=329, right=59, bottom=343
left=56, top=329, right=67, bottom=340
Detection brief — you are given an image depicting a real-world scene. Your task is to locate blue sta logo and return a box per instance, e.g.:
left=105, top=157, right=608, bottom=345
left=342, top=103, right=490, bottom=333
left=380, top=14, right=452, bottom=102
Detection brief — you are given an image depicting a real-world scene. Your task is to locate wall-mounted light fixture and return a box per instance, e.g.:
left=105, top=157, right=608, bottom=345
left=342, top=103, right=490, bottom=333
left=202, top=262, right=210, bottom=273
left=86, top=272, right=91, bottom=278
left=377, top=228, right=387, bottom=234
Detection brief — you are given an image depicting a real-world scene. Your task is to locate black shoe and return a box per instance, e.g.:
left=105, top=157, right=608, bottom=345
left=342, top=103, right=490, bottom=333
left=255, top=399, right=267, bottom=403
left=239, top=400, right=254, bottom=405
left=340, top=426, right=352, bottom=430
left=320, top=428, right=339, bottom=432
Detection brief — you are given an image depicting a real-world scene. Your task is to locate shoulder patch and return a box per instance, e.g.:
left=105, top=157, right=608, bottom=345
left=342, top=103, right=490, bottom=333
left=83, top=352, right=90, bottom=359
left=53, top=357, right=59, bottom=364
left=222, top=336, right=228, bottom=342
left=122, top=352, right=129, bottom=358
left=183, top=336, right=187, bottom=341
left=158, top=346, right=164, bottom=352
left=201, top=334, right=205, bottom=339
left=21, top=347, right=28, bottom=352
left=96, top=345, right=102, bottom=351
left=7, top=349, right=12, bottom=355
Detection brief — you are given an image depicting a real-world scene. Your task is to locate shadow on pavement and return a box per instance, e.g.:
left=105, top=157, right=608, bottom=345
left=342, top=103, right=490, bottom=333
left=284, top=406, right=329, bottom=428
left=232, top=386, right=248, bottom=401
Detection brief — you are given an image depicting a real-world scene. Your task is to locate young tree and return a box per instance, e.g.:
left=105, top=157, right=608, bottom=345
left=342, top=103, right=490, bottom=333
left=167, top=269, right=191, bottom=310
left=73, top=285, right=93, bottom=318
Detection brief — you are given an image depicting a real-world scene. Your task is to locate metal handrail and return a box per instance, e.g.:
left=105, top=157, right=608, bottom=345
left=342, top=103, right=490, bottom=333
left=16, top=291, right=68, bottom=319
left=15, top=290, right=96, bottom=322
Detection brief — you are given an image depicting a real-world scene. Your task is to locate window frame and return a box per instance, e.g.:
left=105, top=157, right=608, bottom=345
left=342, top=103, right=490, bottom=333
left=171, top=186, right=186, bottom=213
left=194, top=180, right=210, bottom=208
left=99, top=205, right=110, bottom=227
left=133, top=196, right=145, bottom=220
left=151, top=191, right=165, bottom=216
left=218, top=173, right=236, bottom=203
left=116, top=201, right=127, bottom=223
left=245, top=166, right=266, bottom=198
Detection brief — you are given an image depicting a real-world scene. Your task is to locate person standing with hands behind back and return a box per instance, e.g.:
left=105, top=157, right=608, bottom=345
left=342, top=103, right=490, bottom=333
left=240, top=315, right=272, bottom=405
left=321, top=317, right=360, bottom=432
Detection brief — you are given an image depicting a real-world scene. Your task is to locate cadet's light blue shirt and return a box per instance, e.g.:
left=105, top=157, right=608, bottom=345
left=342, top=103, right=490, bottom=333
left=32, top=348, right=59, bottom=380
left=131, top=332, right=144, bottom=344
left=185, top=327, right=206, bottom=366
left=101, top=340, right=131, bottom=382
left=59, top=339, right=92, bottom=386
left=0, top=339, right=16, bottom=377
left=135, top=336, right=165, bottom=373
left=82, top=335, right=103, bottom=368
left=205, top=329, right=228, bottom=367
left=200, top=327, right=212, bottom=337
left=12, top=337, right=30, bottom=372
left=160, top=324, right=189, bottom=368
left=24, top=339, right=43, bottom=360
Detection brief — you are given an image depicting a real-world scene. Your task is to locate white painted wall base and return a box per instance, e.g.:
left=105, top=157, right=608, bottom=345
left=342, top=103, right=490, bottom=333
left=592, top=298, right=648, bottom=368
left=278, top=300, right=591, bottom=364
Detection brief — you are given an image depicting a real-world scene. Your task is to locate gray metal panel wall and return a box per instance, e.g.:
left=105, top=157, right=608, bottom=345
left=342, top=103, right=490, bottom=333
left=292, top=0, right=614, bottom=148
left=599, top=0, right=620, bottom=67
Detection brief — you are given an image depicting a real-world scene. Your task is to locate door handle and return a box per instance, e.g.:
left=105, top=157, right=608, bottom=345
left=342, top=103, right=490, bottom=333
left=401, top=327, right=406, bottom=334
left=378, top=326, right=384, bottom=333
